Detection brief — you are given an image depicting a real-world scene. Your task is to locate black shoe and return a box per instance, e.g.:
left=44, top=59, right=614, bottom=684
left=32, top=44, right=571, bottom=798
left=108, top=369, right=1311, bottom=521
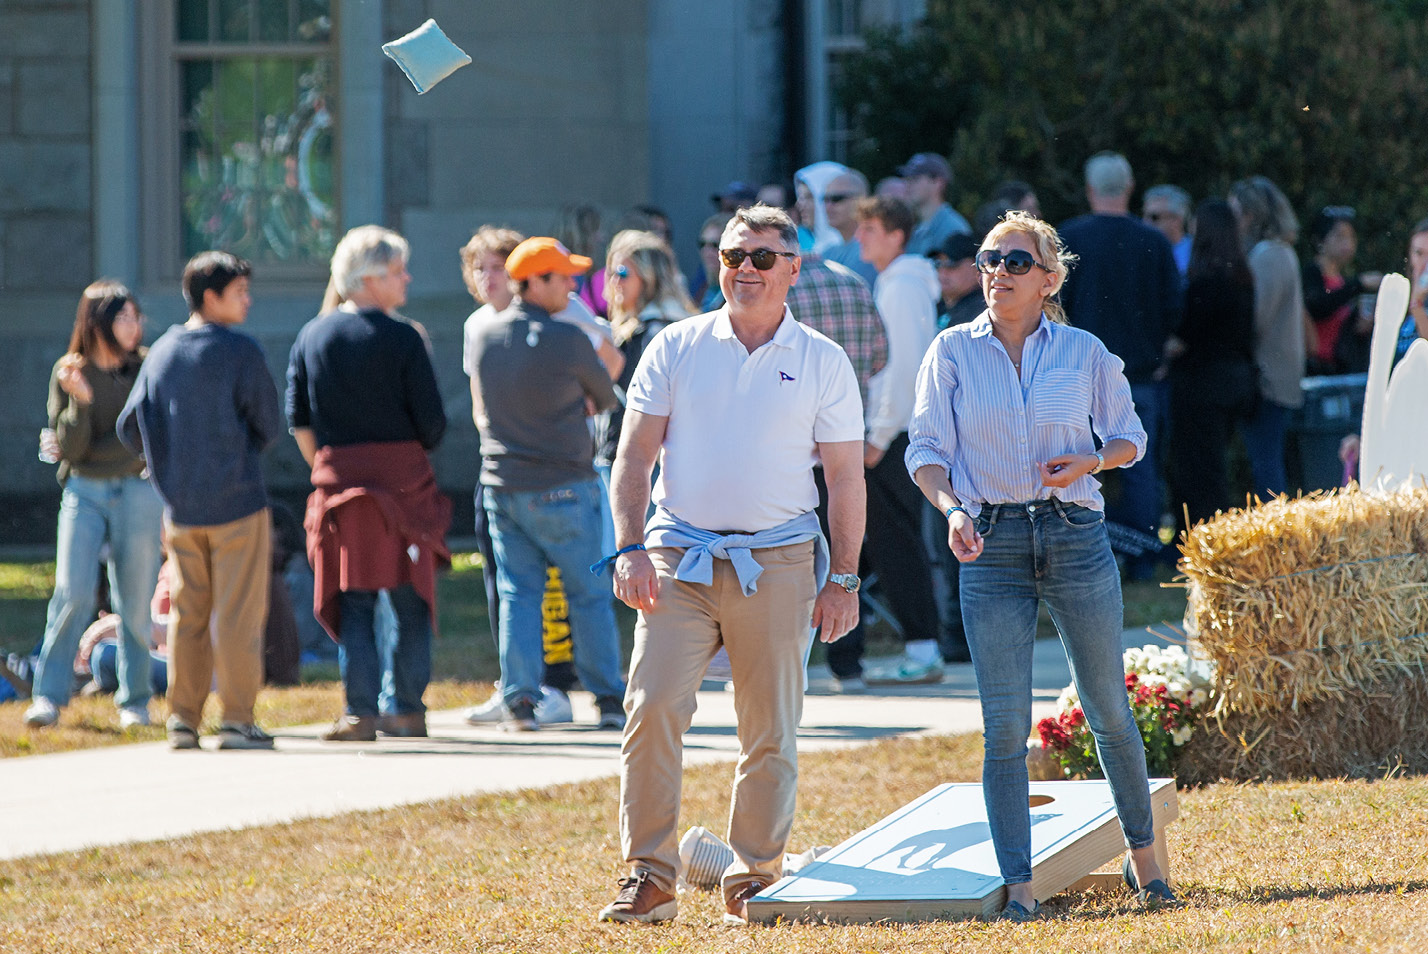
left=500, top=700, right=539, bottom=732
left=217, top=722, right=275, bottom=750
left=997, top=899, right=1041, bottom=922
left=596, top=695, right=626, bottom=731
left=1124, top=854, right=1183, bottom=908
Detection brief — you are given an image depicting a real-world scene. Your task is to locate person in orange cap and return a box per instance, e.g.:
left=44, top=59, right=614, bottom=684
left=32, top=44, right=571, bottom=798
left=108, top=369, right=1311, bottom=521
left=466, top=237, right=627, bottom=732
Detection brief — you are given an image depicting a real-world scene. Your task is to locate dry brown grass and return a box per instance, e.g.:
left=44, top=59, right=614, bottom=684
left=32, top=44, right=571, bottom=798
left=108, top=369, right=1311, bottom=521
left=0, top=679, right=491, bottom=758
left=1, top=732, right=1425, bottom=953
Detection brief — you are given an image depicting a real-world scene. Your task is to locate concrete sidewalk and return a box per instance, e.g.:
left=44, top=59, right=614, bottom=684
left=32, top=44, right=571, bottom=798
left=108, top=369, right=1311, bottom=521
left=0, top=624, right=1179, bottom=862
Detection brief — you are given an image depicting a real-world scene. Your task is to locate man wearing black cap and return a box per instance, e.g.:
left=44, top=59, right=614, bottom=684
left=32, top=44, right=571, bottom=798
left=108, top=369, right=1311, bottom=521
left=929, top=232, right=984, bottom=329
left=899, top=152, right=972, bottom=256
left=712, top=180, right=759, bottom=214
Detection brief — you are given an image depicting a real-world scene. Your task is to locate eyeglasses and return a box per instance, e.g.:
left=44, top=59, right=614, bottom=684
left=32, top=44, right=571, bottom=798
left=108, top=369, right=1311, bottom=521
left=931, top=257, right=966, bottom=271
left=719, top=247, right=797, bottom=270
left=113, top=311, right=145, bottom=325
left=823, top=193, right=858, bottom=204
left=974, top=248, right=1052, bottom=275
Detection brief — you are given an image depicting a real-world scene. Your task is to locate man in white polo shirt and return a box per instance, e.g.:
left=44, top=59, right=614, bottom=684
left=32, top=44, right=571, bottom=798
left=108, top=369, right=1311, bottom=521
left=597, top=204, right=866, bottom=926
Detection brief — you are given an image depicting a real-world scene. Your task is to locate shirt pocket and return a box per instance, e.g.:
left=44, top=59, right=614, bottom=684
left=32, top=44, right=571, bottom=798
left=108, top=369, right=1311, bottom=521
left=1033, top=369, right=1092, bottom=428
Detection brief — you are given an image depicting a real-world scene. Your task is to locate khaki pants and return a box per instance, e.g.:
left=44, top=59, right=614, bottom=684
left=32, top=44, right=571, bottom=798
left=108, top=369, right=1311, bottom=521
left=618, top=541, right=816, bottom=903
left=164, top=509, right=271, bottom=728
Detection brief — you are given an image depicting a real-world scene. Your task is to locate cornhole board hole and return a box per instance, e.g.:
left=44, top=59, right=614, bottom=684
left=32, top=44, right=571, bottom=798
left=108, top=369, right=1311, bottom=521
left=747, top=778, right=1178, bottom=924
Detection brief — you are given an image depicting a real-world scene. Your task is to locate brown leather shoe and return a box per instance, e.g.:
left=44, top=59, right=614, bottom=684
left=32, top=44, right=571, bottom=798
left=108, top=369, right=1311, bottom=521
left=597, top=871, right=677, bottom=924
left=376, top=712, right=428, bottom=738
left=321, top=715, right=377, bottom=742
left=722, top=880, right=768, bottom=925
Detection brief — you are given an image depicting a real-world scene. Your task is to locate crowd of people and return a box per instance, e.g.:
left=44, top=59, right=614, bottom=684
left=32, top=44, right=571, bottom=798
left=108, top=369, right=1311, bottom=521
left=11, top=143, right=1428, bottom=924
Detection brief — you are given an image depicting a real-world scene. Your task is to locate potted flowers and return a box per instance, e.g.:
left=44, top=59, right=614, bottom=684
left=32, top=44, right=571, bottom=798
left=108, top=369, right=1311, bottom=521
left=1037, top=644, right=1213, bottom=779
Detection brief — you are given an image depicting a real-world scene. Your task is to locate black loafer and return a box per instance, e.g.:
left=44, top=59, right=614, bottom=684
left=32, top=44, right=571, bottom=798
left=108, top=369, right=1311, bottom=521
left=1124, top=854, right=1183, bottom=907
left=998, top=899, right=1041, bottom=922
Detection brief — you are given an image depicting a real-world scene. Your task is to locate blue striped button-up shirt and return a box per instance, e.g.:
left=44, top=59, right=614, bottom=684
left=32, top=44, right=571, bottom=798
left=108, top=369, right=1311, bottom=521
left=905, top=312, right=1147, bottom=516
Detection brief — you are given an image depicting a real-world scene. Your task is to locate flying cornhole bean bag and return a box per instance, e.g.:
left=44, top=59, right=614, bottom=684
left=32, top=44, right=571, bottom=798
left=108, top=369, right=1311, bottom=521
left=382, top=19, right=471, bottom=94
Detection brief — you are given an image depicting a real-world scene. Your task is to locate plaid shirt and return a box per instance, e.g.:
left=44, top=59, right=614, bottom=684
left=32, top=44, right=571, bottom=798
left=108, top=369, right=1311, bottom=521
left=786, top=256, right=888, bottom=408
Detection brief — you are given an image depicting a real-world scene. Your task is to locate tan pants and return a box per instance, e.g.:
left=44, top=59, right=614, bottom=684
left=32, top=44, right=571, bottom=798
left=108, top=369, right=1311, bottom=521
left=164, top=509, right=271, bottom=728
left=618, top=541, right=817, bottom=903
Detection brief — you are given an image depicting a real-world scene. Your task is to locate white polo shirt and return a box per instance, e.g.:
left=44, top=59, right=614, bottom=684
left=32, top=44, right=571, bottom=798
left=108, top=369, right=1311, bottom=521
left=626, top=304, right=863, bottom=532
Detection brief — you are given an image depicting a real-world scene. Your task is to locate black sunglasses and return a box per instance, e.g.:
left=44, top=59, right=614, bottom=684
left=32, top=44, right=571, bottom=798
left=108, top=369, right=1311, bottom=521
left=974, top=248, right=1052, bottom=275
left=719, top=247, right=798, bottom=270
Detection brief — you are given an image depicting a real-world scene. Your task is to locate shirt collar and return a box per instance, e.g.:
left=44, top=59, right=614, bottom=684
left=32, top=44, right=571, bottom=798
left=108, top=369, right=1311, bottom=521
left=969, top=311, right=1054, bottom=339
left=712, top=304, right=798, bottom=348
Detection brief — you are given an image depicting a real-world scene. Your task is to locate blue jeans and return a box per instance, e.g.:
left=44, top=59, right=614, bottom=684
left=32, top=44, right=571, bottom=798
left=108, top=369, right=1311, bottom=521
left=32, top=475, right=164, bottom=709
left=93, top=641, right=167, bottom=696
left=337, top=584, right=431, bottom=718
left=959, top=500, right=1155, bottom=885
left=1242, top=399, right=1291, bottom=499
left=484, top=478, right=625, bottom=709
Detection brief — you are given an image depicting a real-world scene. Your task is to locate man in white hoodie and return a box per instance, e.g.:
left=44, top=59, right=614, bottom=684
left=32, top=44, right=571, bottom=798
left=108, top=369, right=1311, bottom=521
left=840, top=196, right=944, bottom=687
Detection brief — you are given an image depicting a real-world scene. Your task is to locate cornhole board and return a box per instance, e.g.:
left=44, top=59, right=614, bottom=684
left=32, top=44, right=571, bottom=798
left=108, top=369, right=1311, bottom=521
left=747, top=778, right=1178, bottom=924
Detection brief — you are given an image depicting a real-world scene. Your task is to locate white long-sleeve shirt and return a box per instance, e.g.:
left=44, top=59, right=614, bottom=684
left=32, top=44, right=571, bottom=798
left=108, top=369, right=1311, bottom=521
left=864, top=253, right=940, bottom=450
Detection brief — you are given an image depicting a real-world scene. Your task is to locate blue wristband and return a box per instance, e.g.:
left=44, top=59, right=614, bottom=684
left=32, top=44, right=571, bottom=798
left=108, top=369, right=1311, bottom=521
left=589, top=543, right=646, bottom=575
left=945, top=505, right=969, bottom=521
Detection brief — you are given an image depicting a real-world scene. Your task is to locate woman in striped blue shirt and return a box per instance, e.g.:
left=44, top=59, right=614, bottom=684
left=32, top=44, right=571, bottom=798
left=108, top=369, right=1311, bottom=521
left=905, top=211, right=1179, bottom=918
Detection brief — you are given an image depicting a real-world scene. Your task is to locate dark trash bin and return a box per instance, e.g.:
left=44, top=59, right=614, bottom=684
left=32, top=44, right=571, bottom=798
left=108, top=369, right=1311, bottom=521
left=1290, top=373, right=1367, bottom=493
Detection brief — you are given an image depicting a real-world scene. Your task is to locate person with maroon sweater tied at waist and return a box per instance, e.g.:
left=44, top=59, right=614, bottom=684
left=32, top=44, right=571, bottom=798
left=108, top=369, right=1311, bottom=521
left=286, top=225, right=449, bottom=742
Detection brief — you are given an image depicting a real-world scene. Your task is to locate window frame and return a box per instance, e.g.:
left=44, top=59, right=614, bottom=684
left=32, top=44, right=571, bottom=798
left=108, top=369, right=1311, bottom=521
left=138, top=0, right=342, bottom=285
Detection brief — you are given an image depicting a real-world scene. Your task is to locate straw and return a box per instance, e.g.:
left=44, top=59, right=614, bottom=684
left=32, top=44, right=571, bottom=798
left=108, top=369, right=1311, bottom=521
left=1178, top=484, right=1428, bottom=719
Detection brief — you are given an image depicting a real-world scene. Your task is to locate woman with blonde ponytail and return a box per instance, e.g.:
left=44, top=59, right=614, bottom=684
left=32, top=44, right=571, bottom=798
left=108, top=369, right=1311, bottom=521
left=904, top=211, right=1180, bottom=919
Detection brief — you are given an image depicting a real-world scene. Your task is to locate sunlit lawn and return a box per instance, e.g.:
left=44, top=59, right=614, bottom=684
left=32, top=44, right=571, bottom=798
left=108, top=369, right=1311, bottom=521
left=0, top=552, right=1186, bottom=757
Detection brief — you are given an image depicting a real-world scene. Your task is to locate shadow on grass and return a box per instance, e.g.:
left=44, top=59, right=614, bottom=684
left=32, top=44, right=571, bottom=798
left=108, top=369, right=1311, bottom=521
left=1205, top=878, right=1428, bottom=905
left=261, top=720, right=929, bottom=756
left=1029, top=877, right=1428, bottom=925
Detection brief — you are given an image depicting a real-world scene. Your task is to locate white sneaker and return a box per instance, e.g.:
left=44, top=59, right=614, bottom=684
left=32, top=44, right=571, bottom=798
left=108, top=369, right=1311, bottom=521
left=119, top=704, right=151, bottom=728
left=24, top=696, right=59, bottom=728
left=535, top=686, right=573, bottom=724
left=464, top=686, right=508, bottom=724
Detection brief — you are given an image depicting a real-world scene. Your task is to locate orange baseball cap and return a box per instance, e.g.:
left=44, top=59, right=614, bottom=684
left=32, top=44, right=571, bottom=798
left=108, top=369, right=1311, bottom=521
left=505, top=237, right=593, bottom=281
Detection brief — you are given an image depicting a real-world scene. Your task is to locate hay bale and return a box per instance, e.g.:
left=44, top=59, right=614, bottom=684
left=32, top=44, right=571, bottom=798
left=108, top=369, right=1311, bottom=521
left=1179, top=485, right=1428, bottom=717
left=1176, top=670, right=1428, bottom=784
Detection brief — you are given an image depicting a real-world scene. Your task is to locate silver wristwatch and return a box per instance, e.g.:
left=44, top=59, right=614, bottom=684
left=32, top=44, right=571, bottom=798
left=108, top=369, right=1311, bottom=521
left=828, top=573, right=861, bottom=594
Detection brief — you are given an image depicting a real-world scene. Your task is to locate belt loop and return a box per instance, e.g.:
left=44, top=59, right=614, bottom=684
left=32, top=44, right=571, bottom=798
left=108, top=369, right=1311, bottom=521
left=1049, top=497, right=1068, bottom=520
left=986, top=503, right=1002, bottom=529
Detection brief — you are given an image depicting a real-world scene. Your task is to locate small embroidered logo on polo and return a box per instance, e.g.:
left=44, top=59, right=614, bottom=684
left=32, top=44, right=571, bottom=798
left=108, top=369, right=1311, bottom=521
left=779, top=371, right=795, bottom=383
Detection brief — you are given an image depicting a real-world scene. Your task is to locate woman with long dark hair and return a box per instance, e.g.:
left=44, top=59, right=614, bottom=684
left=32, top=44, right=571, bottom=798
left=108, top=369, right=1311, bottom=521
left=25, top=281, right=164, bottom=729
left=1167, top=199, right=1259, bottom=527
left=1302, top=206, right=1382, bottom=374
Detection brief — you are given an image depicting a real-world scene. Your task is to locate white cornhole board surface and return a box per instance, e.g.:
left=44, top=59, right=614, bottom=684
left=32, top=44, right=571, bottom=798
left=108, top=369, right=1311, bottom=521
left=748, top=778, right=1179, bottom=923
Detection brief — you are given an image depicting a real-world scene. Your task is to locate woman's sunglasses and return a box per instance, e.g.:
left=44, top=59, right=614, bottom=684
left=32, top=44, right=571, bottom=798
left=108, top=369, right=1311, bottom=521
left=719, top=247, right=798, bottom=270
left=974, top=248, right=1052, bottom=275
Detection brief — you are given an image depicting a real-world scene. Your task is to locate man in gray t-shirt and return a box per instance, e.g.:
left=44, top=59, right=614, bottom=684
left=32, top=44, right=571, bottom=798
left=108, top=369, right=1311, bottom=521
left=468, top=237, right=625, bottom=732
